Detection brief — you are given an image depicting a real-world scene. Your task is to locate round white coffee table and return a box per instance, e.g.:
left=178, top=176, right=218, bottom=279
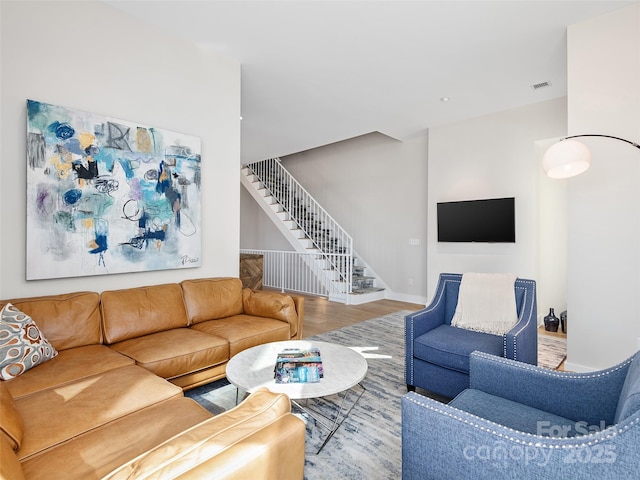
left=226, top=340, right=368, bottom=453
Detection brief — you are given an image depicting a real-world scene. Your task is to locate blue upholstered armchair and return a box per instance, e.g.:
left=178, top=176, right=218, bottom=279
left=405, top=273, right=537, bottom=398
left=402, top=350, right=640, bottom=479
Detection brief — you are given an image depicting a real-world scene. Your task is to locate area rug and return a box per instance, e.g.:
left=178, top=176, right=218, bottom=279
left=186, top=311, right=567, bottom=479
left=187, top=311, right=409, bottom=480
left=300, top=311, right=409, bottom=480
left=538, top=334, right=567, bottom=370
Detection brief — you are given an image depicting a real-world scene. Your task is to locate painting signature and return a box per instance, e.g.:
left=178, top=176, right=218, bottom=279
left=181, top=255, right=200, bottom=265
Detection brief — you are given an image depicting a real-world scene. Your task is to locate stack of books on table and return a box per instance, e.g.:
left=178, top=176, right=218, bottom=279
left=274, top=347, right=323, bottom=383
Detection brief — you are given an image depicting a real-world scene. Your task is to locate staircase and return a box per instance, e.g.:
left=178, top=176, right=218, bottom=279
left=241, top=158, right=386, bottom=304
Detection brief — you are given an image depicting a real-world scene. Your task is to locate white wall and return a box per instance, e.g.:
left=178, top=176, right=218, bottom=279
left=285, top=132, right=429, bottom=304
left=427, top=98, right=568, bottom=310
left=537, top=138, right=569, bottom=321
left=0, top=1, right=241, bottom=299
left=242, top=101, right=568, bottom=308
left=565, top=3, right=640, bottom=371
left=241, top=132, right=429, bottom=304
left=240, top=187, right=294, bottom=251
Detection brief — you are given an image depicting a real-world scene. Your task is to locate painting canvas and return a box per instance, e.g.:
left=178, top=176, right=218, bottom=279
left=26, top=99, right=202, bottom=280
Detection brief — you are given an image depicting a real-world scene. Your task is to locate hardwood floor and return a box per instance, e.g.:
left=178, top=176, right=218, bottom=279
left=267, top=289, right=424, bottom=338
left=538, top=324, right=568, bottom=371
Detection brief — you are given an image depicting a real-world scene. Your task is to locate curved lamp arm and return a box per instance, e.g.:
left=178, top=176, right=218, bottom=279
left=543, top=134, right=640, bottom=179
left=564, top=134, right=640, bottom=148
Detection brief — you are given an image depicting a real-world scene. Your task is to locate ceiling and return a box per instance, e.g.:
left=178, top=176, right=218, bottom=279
left=106, top=1, right=634, bottom=164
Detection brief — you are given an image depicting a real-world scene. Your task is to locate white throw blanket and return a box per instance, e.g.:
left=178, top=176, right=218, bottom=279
left=451, top=272, right=518, bottom=335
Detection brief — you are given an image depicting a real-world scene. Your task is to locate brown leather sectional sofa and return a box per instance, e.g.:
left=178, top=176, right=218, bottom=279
left=0, top=277, right=306, bottom=479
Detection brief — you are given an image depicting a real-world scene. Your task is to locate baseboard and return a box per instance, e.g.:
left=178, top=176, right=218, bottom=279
left=385, top=291, right=427, bottom=306
left=347, top=289, right=386, bottom=305
left=563, top=360, right=597, bottom=373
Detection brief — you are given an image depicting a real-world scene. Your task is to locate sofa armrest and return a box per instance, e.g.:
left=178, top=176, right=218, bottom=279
left=405, top=272, right=464, bottom=343
left=469, top=352, right=631, bottom=425
left=402, top=391, right=640, bottom=480
left=0, top=434, right=24, bottom=480
left=291, top=295, right=305, bottom=339
left=103, top=388, right=305, bottom=480
left=242, top=289, right=303, bottom=339
left=404, top=302, right=446, bottom=384
left=504, top=312, right=537, bottom=365
left=405, top=302, right=446, bottom=340
left=504, top=279, right=537, bottom=364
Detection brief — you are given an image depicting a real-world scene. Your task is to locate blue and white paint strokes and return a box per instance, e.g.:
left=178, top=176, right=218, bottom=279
left=26, top=99, right=202, bottom=280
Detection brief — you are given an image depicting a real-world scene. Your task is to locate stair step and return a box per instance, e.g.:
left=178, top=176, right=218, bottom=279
left=270, top=203, right=283, bottom=214
left=243, top=161, right=384, bottom=305
left=351, top=286, right=385, bottom=294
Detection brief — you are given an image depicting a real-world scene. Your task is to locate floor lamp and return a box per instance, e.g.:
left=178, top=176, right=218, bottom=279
left=542, top=134, right=640, bottom=179
left=542, top=134, right=640, bottom=348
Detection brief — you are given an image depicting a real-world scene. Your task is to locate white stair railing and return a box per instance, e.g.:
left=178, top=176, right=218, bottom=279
left=240, top=249, right=351, bottom=298
left=246, top=158, right=353, bottom=295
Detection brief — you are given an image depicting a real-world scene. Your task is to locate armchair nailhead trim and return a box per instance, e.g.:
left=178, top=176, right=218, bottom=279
left=405, top=277, right=453, bottom=384
left=473, top=351, right=634, bottom=379
left=406, top=393, right=640, bottom=449
left=406, top=275, right=538, bottom=384
left=507, top=280, right=536, bottom=361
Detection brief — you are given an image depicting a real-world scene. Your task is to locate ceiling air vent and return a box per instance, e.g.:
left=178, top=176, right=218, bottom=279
left=531, top=81, right=552, bottom=91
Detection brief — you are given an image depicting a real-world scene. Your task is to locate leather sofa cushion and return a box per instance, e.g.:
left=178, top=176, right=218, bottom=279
left=15, top=365, right=182, bottom=461
left=20, top=397, right=212, bottom=480
left=3, top=345, right=134, bottom=399
left=103, top=389, right=305, bottom=480
left=169, top=362, right=227, bottom=390
left=0, top=382, right=23, bottom=452
left=101, top=283, right=189, bottom=344
left=413, top=324, right=504, bottom=373
left=191, top=315, right=290, bottom=357
left=181, top=277, right=244, bottom=324
left=243, top=288, right=298, bottom=337
left=109, top=328, right=229, bottom=379
left=0, top=292, right=101, bottom=351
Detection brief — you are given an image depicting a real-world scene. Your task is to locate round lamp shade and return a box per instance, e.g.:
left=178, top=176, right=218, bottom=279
left=542, top=139, right=592, bottom=179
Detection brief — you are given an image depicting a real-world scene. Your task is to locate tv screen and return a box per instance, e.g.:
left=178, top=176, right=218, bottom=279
left=437, top=197, right=515, bottom=243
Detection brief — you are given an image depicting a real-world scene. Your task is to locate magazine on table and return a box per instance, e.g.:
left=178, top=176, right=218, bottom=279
left=274, top=348, right=323, bottom=383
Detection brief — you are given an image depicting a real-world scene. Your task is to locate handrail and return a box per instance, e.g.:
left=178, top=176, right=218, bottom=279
left=246, top=158, right=353, bottom=294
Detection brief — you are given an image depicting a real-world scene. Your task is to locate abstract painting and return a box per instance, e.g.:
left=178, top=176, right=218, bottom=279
left=26, top=99, right=202, bottom=280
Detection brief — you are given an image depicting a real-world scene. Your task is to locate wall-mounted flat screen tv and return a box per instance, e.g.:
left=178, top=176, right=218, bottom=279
left=437, top=197, right=515, bottom=243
